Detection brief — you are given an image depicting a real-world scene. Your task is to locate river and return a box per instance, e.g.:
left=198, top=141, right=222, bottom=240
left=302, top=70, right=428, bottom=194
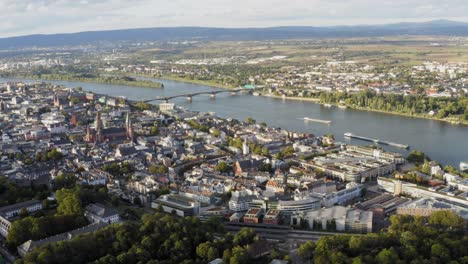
left=1, top=77, right=467, bottom=168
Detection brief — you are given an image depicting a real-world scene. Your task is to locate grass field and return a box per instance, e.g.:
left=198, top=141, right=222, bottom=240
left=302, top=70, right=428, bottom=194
left=136, top=36, right=468, bottom=65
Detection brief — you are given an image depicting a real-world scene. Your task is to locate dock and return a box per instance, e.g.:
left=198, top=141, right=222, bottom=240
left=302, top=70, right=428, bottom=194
left=299, top=117, right=332, bottom=125
left=344, top=132, right=409, bottom=149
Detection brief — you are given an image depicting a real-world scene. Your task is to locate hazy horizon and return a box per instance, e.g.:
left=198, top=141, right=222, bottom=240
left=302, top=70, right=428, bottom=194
left=1, top=0, right=468, bottom=38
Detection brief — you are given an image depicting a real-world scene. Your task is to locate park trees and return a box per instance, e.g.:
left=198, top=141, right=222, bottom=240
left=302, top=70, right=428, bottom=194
left=297, top=211, right=467, bottom=263
left=56, top=188, right=83, bottom=216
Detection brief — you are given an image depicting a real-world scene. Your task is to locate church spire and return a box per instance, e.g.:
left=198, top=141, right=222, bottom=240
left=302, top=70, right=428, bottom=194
left=95, top=111, right=102, bottom=131
left=126, top=111, right=134, bottom=141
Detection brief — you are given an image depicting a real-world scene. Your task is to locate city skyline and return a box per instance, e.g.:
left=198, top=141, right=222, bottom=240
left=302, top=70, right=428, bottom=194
left=1, top=0, right=468, bottom=37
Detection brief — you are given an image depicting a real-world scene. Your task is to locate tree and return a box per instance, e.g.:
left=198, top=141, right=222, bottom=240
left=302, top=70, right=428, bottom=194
left=196, top=242, right=218, bottom=261
left=46, top=148, right=64, bottom=161
left=150, top=126, right=159, bottom=136
left=431, top=243, right=450, bottom=260
left=56, top=189, right=83, bottom=216
left=216, top=161, right=232, bottom=173
left=222, top=249, right=232, bottom=264
left=7, top=215, right=87, bottom=248
left=428, top=210, right=463, bottom=229
left=134, top=102, right=152, bottom=111
left=6, top=217, right=33, bottom=248
left=211, top=129, right=221, bottom=137
left=376, top=248, right=399, bottom=264
left=261, top=147, right=270, bottom=156
left=297, top=241, right=315, bottom=260
left=54, top=173, right=77, bottom=190
left=233, top=228, right=256, bottom=246
left=205, top=248, right=219, bottom=262
left=245, top=116, right=256, bottom=124
left=111, top=195, right=120, bottom=207
left=407, top=150, right=426, bottom=163
left=148, top=164, right=168, bottom=174
left=230, top=246, right=248, bottom=264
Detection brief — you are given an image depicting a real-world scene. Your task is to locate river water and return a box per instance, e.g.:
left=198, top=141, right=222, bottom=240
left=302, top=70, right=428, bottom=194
left=2, top=77, right=467, bottom=167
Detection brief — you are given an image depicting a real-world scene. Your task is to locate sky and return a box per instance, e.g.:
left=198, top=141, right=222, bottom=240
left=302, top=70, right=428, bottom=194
left=1, top=0, right=468, bottom=37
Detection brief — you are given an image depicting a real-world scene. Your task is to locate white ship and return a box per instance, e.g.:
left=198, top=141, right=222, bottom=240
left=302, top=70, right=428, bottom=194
left=300, top=117, right=332, bottom=125
left=460, top=161, right=468, bottom=171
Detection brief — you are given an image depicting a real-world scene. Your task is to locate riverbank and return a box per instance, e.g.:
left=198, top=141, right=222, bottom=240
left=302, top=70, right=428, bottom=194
left=141, top=74, right=468, bottom=126
left=349, top=105, right=468, bottom=126
left=132, top=73, right=234, bottom=90
left=262, top=94, right=321, bottom=103
left=2, top=74, right=164, bottom=89
left=8, top=72, right=466, bottom=126
left=264, top=94, right=468, bottom=126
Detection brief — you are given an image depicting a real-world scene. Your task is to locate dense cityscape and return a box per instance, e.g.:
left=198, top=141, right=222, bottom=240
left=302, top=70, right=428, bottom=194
left=0, top=78, right=466, bottom=263
left=0, top=2, right=468, bottom=264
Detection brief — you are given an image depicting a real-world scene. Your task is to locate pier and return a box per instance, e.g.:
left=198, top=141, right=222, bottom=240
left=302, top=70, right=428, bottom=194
left=344, top=132, right=409, bottom=149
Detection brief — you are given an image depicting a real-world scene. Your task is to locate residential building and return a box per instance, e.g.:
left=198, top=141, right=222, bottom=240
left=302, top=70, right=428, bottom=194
left=85, top=203, right=120, bottom=224
left=243, top=208, right=263, bottom=224
left=0, top=200, right=43, bottom=237
left=17, top=222, right=108, bottom=257
left=263, top=209, right=280, bottom=225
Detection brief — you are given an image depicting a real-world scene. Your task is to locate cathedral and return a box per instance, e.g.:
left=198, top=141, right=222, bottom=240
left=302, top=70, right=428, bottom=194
left=85, top=111, right=134, bottom=144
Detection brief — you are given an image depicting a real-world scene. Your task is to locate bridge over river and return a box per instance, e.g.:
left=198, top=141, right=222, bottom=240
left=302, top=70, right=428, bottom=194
left=140, top=87, right=260, bottom=103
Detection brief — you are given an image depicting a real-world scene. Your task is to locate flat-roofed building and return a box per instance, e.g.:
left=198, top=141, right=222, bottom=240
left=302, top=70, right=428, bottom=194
left=243, top=208, right=263, bottom=224
left=321, top=183, right=363, bottom=207
left=229, top=195, right=256, bottom=212
left=159, top=103, right=175, bottom=112
left=152, top=194, right=200, bottom=217
left=345, top=209, right=373, bottom=233
left=346, top=145, right=405, bottom=164
left=298, top=206, right=347, bottom=231
left=263, top=209, right=280, bottom=225
left=396, top=197, right=468, bottom=220
left=278, top=197, right=321, bottom=215
left=293, top=206, right=373, bottom=233
left=229, top=212, right=244, bottom=223
left=296, top=146, right=398, bottom=183
left=377, top=177, right=468, bottom=206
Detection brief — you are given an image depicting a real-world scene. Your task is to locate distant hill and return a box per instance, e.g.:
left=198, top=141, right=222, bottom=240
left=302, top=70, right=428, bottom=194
left=1, top=20, right=468, bottom=49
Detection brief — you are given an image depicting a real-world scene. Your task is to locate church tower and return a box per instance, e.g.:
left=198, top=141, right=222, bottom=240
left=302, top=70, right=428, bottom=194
left=53, top=93, right=59, bottom=106
left=85, top=126, right=92, bottom=143
left=95, top=111, right=102, bottom=131
left=95, top=112, right=103, bottom=143
left=126, top=111, right=134, bottom=141
left=0, top=100, right=5, bottom=111
left=242, top=137, right=249, bottom=155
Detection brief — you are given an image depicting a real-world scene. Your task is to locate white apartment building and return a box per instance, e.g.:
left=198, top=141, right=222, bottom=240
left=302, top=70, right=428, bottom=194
left=0, top=200, right=43, bottom=237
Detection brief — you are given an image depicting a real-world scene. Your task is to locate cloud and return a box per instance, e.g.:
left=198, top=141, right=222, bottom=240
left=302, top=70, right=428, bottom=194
left=0, top=0, right=467, bottom=37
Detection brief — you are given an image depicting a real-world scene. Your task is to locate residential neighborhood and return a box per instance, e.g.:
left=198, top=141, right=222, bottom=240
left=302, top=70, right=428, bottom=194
left=0, top=80, right=467, bottom=263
